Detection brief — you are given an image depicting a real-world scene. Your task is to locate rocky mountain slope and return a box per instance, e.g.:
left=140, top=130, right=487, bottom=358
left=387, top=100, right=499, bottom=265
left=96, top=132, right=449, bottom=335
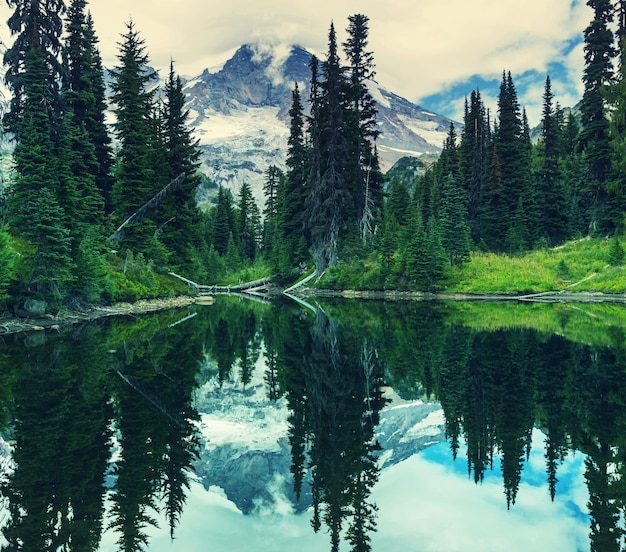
left=184, top=43, right=454, bottom=205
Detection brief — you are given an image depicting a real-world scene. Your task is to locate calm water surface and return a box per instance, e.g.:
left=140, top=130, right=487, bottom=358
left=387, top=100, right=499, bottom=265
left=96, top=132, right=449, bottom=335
left=0, top=296, right=623, bottom=551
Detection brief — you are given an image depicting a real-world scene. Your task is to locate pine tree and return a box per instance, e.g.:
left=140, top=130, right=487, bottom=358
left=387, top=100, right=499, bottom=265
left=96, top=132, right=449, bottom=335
left=439, top=174, right=471, bottom=265
left=213, top=186, right=235, bottom=255
left=158, top=61, right=205, bottom=275
left=62, top=2, right=114, bottom=213
left=480, top=72, right=531, bottom=251
left=606, top=0, right=626, bottom=230
left=0, top=229, right=16, bottom=300
left=279, top=84, right=309, bottom=271
left=110, top=20, right=167, bottom=256
left=237, top=182, right=260, bottom=261
left=3, top=0, right=66, bottom=137
left=537, top=76, right=570, bottom=245
left=460, top=90, right=490, bottom=242
left=579, top=0, right=615, bottom=231
left=343, top=14, right=383, bottom=242
left=7, top=47, right=76, bottom=298
left=305, top=23, right=351, bottom=272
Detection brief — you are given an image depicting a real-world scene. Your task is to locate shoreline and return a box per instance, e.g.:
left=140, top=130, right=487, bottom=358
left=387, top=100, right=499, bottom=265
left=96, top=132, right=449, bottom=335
left=0, top=295, right=197, bottom=336
left=2, top=289, right=626, bottom=337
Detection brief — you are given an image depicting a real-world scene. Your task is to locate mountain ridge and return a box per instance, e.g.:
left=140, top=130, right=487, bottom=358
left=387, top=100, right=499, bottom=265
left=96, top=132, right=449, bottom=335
left=183, top=43, right=454, bottom=205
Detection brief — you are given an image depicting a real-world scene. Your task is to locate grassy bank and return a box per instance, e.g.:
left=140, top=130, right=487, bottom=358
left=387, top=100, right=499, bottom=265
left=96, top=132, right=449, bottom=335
left=319, top=237, right=626, bottom=294
left=443, top=237, right=626, bottom=293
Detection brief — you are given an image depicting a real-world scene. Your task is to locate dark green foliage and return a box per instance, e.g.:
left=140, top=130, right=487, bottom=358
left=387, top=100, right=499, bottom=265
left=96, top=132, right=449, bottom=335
left=608, top=235, right=625, bottom=265
left=303, top=15, right=383, bottom=272
left=536, top=76, right=570, bottom=246
left=157, top=61, right=206, bottom=277
left=63, top=0, right=115, bottom=213
left=237, top=181, right=261, bottom=261
left=478, top=73, right=533, bottom=251
left=439, top=174, right=471, bottom=265
left=460, top=90, right=490, bottom=241
left=0, top=228, right=16, bottom=299
left=580, top=0, right=615, bottom=185
left=3, top=0, right=66, bottom=137
left=305, top=23, right=351, bottom=272
left=110, top=20, right=168, bottom=256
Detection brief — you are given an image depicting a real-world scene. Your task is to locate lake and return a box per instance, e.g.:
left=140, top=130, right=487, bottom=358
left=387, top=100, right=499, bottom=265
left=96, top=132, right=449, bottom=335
left=1, top=295, right=624, bottom=551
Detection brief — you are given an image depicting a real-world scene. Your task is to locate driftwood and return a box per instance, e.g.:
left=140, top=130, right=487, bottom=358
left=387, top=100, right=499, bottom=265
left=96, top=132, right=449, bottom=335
left=108, top=173, right=186, bottom=244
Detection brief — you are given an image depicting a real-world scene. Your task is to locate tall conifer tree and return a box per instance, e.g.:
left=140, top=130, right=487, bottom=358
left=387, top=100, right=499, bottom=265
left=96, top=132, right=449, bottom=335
left=158, top=61, right=205, bottom=274
left=343, top=14, right=383, bottom=242
left=110, top=20, right=167, bottom=256
left=580, top=0, right=615, bottom=231
left=63, top=2, right=114, bottom=213
left=4, top=0, right=66, bottom=137
left=305, top=23, right=350, bottom=272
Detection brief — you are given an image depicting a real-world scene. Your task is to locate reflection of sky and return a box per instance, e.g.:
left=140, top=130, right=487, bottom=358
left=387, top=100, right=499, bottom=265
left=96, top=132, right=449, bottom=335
left=99, top=429, right=590, bottom=551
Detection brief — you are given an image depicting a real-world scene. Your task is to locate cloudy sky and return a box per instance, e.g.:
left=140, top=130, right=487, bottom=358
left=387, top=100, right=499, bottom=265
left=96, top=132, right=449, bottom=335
left=0, top=0, right=595, bottom=125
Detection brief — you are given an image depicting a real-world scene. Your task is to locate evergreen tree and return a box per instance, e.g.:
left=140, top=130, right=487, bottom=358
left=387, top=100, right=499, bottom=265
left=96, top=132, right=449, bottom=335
left=305, top=23, right=351, bottom=272
left=3, top=0, right=66, bottom=137
left=439, top=174, right=472, bottom=265
left=237, top=182, right=260, bottom=261
left=579, top=0, right=615, bottom=231
left=262, top=164, right=283, bottom=265
left=212, top=186, right=235, bottom=255
left=7, top=48, right=75, bottom=298
left=110, top=20, right=168, bottom=256
left=606, top=0, right=626, bottom=230
left=279, top=84, right=310, bottom=271
left=0, top=228, right=16, bottom=300
left=62, top=1, right=114, bottom=213
left=481, top=72, right=531, bottom=251
left=459, top=90, right=490, bottom=242
left=537, top=76, right=570, bottom=245
left=343, top=14, right=383, bottom=243
left=158, top=61, right=205, bottom=276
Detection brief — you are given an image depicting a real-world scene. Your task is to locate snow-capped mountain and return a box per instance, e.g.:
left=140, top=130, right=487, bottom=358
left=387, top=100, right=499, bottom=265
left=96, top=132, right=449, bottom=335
left=184, top=43, right=454, bottom=206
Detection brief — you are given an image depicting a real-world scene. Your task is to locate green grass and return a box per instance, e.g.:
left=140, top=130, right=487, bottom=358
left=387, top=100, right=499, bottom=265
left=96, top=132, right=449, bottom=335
left=441, top=300, right=626, bottom=349
left=444, top=237, right=624, bottom=293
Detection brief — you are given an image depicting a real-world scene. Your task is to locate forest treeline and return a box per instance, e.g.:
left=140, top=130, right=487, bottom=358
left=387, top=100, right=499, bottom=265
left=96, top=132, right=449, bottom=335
left=1, top=1, right=626, bottom=309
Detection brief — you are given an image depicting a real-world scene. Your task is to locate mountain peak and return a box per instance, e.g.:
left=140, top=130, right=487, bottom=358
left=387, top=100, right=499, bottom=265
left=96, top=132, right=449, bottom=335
left=186, top=43, right=454, bottom=206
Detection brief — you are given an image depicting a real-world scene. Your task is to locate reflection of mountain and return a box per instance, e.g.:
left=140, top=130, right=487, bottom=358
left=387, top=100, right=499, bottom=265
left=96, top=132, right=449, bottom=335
left=192, top=365, right=445, bottom=516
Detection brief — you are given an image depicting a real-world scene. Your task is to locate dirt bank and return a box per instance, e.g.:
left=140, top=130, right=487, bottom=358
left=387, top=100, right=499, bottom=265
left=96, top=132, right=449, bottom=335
left=0, top=295, right=197, bottom=336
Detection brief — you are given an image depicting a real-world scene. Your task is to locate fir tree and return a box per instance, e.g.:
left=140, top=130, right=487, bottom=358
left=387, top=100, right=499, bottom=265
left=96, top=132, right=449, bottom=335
left=537, top=76, right=570, bottom=245
left=343, top=14, right=383, bottom=242
left=459, top=90, right=490, bottom=242
left=579, top=0, right=615, bottom=231
left=110, top=20, right=167, bottom=256
left=237, top=182, right=260, bottom=261
left=439, top=174, right=472, bottom=265
left=481, top=72, right=531, bottom=251
left=62, top=2, right=114, bottom=213
left=158, top=61, right=205, bottom=275
left=280, top=84, right=310, bottom=271
left=305, top=23, right=351, bottom=272
left=3, top=0, right=66, bottom=137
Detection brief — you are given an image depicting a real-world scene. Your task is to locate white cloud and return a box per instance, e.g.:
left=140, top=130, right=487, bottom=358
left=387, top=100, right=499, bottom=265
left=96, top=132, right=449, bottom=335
left=0, top=0, right=596, bottom=124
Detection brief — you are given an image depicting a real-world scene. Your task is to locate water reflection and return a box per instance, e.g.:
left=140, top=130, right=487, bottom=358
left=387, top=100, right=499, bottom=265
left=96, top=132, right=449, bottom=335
left=0, top=298, right=625, bottom=550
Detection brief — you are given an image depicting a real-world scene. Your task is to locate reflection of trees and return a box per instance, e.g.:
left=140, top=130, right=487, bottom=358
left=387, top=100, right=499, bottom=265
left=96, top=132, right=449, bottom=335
left=107, top=314, right=202, bottom=549
left=371, top=302, right=626, bottom=548
left=268, top=305, right=387, bottom=552
left=0, top=309, right=204, bottom=551
left=0, top=325, right=113, bottom=551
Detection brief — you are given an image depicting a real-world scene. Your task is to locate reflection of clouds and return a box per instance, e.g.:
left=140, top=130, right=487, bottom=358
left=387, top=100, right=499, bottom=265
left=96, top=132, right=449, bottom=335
left=99, top=429, right=589, bottom=551
left=376, top=428, right=588, bottom=552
